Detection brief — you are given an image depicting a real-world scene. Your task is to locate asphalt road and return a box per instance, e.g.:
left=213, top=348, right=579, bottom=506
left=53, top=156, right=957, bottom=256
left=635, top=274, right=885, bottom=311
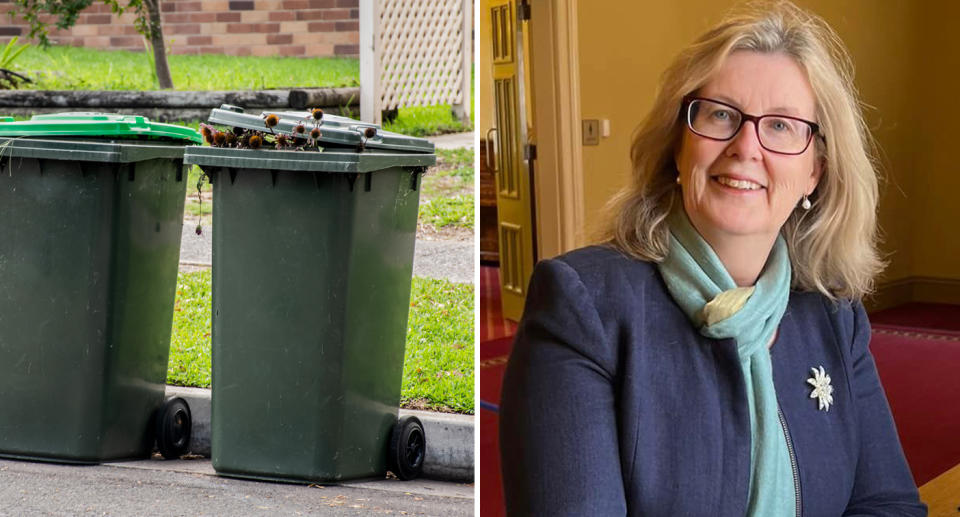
left=0, top=458, right=473, bottom=516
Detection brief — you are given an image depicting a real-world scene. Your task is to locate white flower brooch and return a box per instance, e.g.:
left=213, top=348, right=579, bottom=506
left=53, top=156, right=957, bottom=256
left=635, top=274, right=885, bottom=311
left=807, top=366, right=834, bottom=412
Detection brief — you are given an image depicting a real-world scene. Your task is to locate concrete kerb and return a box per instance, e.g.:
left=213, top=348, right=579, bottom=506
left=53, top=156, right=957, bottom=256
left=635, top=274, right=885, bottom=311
left=164, top=386, right=474, bottom=483
left=426, top=132, right=474, bottom=150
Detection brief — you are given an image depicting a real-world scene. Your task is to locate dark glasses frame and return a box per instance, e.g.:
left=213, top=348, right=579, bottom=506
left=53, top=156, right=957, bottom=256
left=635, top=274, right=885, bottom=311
left=681, top=95, right=822, bottom=155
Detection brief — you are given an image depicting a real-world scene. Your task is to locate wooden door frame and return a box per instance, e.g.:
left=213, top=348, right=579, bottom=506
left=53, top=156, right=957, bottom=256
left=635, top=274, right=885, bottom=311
left=528, top=0, right=585, bottom=259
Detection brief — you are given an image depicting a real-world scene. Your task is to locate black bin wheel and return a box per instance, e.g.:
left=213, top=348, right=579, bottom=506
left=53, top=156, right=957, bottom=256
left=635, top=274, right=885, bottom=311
left=156, top=397, right=191, bottom=460
left=388, top=415, right=426, bottom=480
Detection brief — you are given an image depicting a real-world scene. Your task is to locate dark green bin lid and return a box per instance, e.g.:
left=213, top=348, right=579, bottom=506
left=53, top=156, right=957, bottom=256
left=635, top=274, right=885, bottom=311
left=207, top=104, right=434, bottom=154
left=183, top=147, right=435, bottom=173
left=0, top=137, right=189, bottom=163
left=0, top=113, right=202, bottom=143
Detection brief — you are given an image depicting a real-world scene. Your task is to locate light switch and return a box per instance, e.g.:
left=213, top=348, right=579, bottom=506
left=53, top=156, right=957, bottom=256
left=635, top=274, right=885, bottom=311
left=601, top=119, right=610, bottom=137
left=583, top=119, right=599, bottom=145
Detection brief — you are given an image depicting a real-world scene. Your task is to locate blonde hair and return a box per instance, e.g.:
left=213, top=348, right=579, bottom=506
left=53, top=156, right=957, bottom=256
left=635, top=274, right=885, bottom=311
left=600, top=0, right=884, bottom=300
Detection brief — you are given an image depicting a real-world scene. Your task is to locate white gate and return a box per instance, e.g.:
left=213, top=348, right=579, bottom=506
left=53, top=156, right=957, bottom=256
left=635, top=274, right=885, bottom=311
left=360, top=0, right=472, bottom=125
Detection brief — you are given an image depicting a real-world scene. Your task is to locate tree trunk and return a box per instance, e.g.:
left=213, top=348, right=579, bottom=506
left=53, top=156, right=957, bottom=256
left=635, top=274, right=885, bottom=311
left=144, top=0, right=173, bottom=89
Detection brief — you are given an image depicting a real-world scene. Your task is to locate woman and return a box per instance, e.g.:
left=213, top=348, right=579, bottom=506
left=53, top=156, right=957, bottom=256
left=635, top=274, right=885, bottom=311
left=498, top=2, right=926, bottom=516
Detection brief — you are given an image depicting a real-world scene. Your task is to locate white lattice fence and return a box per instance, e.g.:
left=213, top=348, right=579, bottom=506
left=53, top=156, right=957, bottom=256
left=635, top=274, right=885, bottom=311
left=359, top=0, right=472, bottom=124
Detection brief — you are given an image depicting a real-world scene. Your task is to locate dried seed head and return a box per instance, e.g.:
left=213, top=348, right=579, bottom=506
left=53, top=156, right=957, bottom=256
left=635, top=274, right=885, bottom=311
left=276, top=134, right=289, bottom=148
left=364, top=127, right=376, bottom=139
left=294, top=123, right=306, bottom=134
left=248, top=134, right=262, bottom=149
left=264, top=114, right=279, bottom=128
left=200, top=125, right=214, bottom=145
left=310, top=127, right=321, bottom=140
left=311, top=108, right=324, bottom=121
left=225, top=132, right=237, bottom=145
left=293, top=136, right=307, bottom=147
left=213, top=131, right=226, bottom=147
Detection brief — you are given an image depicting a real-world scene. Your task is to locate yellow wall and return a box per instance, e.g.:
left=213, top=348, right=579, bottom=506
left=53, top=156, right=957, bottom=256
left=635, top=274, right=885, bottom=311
left=576, top=0, right=957, bottom=285
left=805, top=0, right=920, bottom=283
left=909, top=2, right=960, bottom=280
left=577, top=1, right=728, bottom=233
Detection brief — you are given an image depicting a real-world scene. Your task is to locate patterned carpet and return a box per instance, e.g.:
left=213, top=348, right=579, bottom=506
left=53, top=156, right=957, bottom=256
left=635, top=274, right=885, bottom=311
left=479, top=266, right=514, bottom=517
left=480, top=266, right=517, bottom=343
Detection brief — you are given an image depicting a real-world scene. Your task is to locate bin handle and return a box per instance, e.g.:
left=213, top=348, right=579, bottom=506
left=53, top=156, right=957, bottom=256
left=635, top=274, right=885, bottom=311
left=485, top=127, right=499, bottom=174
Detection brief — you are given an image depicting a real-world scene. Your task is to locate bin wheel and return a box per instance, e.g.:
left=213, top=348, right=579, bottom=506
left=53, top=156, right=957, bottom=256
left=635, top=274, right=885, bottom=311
left=388, top=415, right=425, bottom=480
left=156, top=397, right=191, bottom=460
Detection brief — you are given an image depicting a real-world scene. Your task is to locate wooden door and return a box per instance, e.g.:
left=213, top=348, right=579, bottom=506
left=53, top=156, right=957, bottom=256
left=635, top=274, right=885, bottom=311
left=489, top=0, right=535, bottom=322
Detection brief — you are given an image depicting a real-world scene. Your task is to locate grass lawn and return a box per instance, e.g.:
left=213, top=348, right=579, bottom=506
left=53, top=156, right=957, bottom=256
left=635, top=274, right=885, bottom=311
left=382, top=104, right=472, bottom=137
left=402, top=276, right=474, bottom=413
left=167, top=270, right=212, bottom=388
left=419, top=147, right=474, bottom=230
left=15, top=45, right=359, bottom=90
left=168, top=270, right=474, bottom=414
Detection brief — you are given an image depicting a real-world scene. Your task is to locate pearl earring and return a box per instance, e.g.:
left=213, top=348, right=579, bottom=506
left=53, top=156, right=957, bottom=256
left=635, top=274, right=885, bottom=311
left=801, top=194, right=811, bottom=210
left=676, top=175, right=681, bottom=185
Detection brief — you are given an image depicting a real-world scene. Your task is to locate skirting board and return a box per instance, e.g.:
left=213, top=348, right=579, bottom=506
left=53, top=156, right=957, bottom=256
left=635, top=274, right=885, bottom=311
left=866, top=276, right=960, bottom=312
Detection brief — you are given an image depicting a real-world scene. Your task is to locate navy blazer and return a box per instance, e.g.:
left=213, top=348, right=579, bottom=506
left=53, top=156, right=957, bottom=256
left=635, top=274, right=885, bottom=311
left=499, top=246, right=925, bottom=516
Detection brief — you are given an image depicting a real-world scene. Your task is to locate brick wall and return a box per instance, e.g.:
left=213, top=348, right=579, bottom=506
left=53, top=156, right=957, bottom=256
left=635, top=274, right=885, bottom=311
left=0, top=0, right=360, bottom=58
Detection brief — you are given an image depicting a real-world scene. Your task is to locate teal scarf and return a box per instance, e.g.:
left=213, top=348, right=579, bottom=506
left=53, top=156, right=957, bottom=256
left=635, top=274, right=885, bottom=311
left=657, top=205, right=795, bottom=516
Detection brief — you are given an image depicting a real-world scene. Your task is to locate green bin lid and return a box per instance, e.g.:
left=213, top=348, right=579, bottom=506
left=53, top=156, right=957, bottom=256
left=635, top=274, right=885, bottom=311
left=207, top=104, right=434, bottom=154
left=184, top=146, right=435, bottom=172
left=0, top=113, right=202, bottom=143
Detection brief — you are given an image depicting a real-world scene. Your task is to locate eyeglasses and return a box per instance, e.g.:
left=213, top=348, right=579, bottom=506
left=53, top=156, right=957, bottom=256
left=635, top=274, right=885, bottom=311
left=682, top=96, right=821, bottom=155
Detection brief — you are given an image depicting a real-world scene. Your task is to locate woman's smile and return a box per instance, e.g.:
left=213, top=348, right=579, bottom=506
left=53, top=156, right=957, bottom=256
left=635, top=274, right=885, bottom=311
left=711, top=174, right=766, bottom=192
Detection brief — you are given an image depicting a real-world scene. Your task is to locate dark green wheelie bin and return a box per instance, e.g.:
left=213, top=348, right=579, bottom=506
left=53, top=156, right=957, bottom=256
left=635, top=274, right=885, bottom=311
left=186, top=105, right=435, bottom=484
left=0, top=113, right=201, bottom=463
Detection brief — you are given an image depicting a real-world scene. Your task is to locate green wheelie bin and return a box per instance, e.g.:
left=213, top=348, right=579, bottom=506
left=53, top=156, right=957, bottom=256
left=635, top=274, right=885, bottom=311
left=0, top=113, right=200, bottom=463
left=186, top=105, right=435, bottom=484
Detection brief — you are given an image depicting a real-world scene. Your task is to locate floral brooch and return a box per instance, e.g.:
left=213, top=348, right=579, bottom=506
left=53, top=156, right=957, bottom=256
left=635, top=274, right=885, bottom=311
left=807, top=366, right=834, bottom=412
